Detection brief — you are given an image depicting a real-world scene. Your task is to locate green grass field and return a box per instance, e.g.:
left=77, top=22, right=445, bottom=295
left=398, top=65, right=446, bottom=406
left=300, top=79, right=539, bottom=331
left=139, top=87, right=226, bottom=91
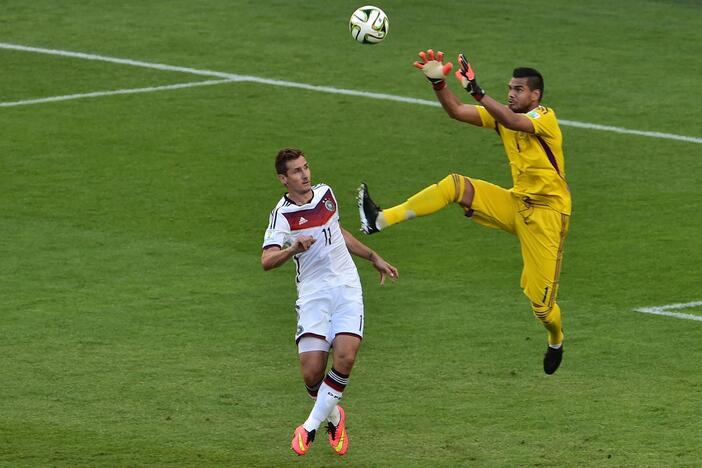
left=2, top=1, right=701, bottom=466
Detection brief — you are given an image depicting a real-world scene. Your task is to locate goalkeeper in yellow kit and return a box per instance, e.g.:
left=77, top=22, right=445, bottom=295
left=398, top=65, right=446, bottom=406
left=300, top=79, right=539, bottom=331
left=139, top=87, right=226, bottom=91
left=358, top=50, right=571, bottom=374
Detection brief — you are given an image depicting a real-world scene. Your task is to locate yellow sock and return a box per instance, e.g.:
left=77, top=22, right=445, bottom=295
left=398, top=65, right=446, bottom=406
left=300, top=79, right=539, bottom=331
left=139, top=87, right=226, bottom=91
left=532, top=302, right=564, bottom=346
left=381, top=174, right=465, bottom=227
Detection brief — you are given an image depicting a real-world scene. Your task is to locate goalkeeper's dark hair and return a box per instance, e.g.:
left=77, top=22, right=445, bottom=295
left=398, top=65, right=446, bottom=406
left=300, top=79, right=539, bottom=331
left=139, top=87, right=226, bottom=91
left=275, top=148, right=305, bottom=175
left=513, top=67, right=544, bottom=100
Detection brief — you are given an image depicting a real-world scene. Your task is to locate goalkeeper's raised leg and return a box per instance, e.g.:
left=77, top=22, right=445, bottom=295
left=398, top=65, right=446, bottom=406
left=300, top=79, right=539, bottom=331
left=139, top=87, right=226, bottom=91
left=358, top=174, right=472, bottom=234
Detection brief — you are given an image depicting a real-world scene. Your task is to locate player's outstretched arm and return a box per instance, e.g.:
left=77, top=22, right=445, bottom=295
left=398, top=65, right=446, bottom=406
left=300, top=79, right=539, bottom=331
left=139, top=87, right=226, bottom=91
left=478, top=94, right=535, bottom=133
left=261, top=236, right=315, bottom=271
left=341, top=227, right=398, bottom=285
left=414, top=49, right=482, bottom=126
left=455, top=53, right=535, bottom=133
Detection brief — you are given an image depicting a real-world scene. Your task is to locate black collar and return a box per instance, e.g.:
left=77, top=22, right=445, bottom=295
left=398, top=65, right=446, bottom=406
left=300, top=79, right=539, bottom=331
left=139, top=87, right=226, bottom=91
left=284, top=188, right=314, bottom=206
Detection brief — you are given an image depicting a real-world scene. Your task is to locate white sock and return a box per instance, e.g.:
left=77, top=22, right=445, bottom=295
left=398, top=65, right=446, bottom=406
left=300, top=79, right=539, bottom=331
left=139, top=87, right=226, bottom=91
left=376, top=212, right=388, bottom=230
left=302, top=381, right=343, bottom=432
left=327, top=405, right=341, bottom=426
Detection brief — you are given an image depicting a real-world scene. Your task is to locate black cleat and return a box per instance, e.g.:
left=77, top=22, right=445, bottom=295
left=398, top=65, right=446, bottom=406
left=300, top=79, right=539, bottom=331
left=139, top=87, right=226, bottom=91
left=543, top=345, right=563, bottom=375
left=357, top=183, right=381, bottom=235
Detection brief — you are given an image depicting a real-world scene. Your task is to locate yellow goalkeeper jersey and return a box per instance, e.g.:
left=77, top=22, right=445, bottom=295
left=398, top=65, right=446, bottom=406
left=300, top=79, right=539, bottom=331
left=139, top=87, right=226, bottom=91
left=476, top=105, right=571, bottom=215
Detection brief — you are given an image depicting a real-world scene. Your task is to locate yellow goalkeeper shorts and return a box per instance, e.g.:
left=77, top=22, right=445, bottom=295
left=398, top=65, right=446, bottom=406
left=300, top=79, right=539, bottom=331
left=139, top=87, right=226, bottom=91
left=467, top=178, right=569, bottom=308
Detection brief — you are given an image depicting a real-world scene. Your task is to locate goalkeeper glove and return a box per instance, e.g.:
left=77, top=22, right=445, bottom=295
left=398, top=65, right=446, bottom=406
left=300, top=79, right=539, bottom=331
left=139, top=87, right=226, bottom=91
left=413, top=49, right=453, bottom=91
left=455, top=53, right=485, bottom=101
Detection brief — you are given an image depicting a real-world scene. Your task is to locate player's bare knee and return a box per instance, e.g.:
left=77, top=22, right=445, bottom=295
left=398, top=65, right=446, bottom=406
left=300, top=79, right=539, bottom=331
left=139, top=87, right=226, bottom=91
left=332, top=352, right=356, bottom=374
left=301, top=367, right=325, bottom=386
left=461, top=177, right=475, bottom=207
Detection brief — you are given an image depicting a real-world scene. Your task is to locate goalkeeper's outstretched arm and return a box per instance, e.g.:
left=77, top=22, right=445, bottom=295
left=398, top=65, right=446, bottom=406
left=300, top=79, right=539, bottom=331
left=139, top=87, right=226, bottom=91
left=455, top=53, right=535, bottom=133
left=434, top=86, right=483, bottom=126
left=477, top=94, right=535, bottom=133
left=413, top=49, right=482, bottom=127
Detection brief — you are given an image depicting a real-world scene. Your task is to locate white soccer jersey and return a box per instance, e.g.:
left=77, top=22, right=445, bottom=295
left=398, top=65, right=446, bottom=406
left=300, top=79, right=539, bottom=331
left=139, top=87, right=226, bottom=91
left=262, top=183, right=361, bottom=297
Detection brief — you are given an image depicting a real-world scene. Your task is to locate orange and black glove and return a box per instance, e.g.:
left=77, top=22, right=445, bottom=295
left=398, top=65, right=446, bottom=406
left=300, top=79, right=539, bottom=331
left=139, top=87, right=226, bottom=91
left=413, top=49, right=453, bottom=91
left=455, top=53, right=485, bottom=101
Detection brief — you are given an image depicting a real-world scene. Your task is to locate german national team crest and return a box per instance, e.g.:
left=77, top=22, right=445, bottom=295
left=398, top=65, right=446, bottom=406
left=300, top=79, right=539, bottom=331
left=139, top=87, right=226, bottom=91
left=324, top=198, right=335, bottom=212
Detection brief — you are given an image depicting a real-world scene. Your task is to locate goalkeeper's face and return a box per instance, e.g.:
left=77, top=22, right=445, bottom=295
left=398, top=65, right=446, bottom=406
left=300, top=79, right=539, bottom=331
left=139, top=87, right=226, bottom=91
left=507, top=77, right=540, bottom=113
left=280, top=156, right=312, bottom=195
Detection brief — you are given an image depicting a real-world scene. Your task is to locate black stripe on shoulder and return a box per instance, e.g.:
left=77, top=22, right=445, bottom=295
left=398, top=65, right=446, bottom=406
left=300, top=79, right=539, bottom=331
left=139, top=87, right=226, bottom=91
left=269, top=208, right=280, bottom=229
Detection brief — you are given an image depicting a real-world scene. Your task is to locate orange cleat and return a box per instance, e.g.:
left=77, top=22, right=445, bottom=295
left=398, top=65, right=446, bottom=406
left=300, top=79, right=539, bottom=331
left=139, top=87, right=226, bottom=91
left=291, top=425, right=315, bottom=456
left=327, top=405, right=349, bottom=455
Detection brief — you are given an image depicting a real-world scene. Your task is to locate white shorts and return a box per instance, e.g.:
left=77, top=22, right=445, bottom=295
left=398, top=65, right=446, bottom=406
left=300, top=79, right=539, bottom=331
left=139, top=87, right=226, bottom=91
left=295, top=284, right=364, bottom=353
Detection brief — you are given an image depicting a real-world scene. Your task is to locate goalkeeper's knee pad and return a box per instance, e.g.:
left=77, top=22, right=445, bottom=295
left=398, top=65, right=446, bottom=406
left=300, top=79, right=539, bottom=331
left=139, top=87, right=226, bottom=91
left=532, top=302, right=553, bottom=321
left=437, top=173, right=465, bottom=204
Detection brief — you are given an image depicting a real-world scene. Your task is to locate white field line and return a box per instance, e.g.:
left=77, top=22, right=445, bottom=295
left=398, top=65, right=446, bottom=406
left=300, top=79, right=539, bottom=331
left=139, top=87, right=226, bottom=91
left=1, top=42, right=701, bottom=145
left=0, top=43, right=241, bottom=80
left=557, top=120, right=702, bottom=144
left=634, top=301, right=702, bottom=322
left=0, top=79, right=234, bottom=107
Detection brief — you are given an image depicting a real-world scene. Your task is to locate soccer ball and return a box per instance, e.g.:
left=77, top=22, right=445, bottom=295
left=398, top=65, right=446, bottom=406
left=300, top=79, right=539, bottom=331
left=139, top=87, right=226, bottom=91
left=349, top=6, right=389, bottom=44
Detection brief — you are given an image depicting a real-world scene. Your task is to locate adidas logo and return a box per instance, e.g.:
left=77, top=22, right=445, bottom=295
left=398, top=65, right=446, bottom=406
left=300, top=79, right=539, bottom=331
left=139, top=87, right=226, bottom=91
left=299, top=217, right=308, bottom=225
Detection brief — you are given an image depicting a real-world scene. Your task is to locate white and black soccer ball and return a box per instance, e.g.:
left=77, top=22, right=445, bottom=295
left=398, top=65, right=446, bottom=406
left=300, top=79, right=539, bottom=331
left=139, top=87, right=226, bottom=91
left=349, top=5, right=389, bottom=44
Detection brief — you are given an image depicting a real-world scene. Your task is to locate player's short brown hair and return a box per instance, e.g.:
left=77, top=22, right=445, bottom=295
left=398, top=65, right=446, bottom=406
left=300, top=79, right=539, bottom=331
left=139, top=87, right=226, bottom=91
left=513, top=67, right=544, bottom=100
left=275, top=148, right=304, bottom=175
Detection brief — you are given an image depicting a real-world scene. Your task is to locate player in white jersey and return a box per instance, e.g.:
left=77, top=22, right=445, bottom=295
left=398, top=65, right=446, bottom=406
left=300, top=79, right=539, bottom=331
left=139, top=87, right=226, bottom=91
left=262, top=148, right=398, bottom=456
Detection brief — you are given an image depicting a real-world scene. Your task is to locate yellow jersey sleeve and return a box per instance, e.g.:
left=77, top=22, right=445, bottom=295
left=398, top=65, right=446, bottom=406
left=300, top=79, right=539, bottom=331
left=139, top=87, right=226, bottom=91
left=476, top=105, right=559, bottom=142
left=475, top=106, right=496, bottom=129
left=525, top=106, right=560, bottom=143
